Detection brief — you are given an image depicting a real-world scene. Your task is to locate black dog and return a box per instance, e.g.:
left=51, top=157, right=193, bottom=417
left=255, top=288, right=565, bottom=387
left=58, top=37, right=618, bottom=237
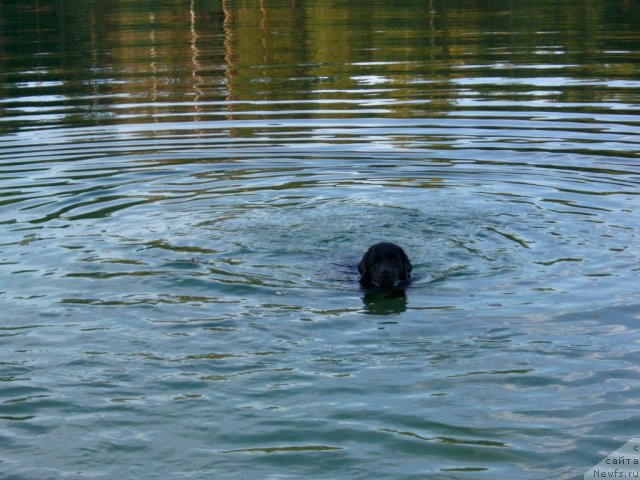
left=358, top=242, right=412, bottom=290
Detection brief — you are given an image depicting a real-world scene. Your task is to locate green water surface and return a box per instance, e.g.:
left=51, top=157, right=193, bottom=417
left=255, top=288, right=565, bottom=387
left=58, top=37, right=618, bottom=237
left=1, top=1, right=639, bottom=478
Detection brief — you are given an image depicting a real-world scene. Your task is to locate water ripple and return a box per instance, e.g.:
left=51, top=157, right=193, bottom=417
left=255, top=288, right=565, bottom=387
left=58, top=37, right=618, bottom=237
left=2, top=2, right=640, bottom=478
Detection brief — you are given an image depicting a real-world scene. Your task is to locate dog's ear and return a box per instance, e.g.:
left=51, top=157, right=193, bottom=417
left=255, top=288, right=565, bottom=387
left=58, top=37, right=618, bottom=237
left=358, top=249, right=370, bottom=276
left=401, top=250, right=412, bottom=276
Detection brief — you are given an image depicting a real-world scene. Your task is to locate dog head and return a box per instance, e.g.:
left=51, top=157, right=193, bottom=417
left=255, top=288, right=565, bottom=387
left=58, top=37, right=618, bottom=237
left=358, top=242, right=412, bottom=289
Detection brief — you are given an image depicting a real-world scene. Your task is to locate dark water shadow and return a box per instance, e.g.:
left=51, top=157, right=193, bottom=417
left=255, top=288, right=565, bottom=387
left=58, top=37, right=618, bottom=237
left=362, top=289, right=408, bottom=315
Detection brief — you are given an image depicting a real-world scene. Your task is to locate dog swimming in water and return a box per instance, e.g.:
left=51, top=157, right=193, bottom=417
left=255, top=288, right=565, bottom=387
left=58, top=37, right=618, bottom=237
left=358, top=242, right=412, bottom=290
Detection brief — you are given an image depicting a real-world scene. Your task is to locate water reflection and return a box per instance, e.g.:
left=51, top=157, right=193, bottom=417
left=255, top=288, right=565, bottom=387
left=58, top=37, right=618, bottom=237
left=2, top=0, right=639, bottom=132
left=362, top=289, right=408, bottom=315
left=1, top=1, right=639, bottom=480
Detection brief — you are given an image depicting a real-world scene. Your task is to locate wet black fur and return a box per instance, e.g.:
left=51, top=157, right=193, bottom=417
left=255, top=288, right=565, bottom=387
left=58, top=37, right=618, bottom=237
left=358, top=242, right=412, bottom=290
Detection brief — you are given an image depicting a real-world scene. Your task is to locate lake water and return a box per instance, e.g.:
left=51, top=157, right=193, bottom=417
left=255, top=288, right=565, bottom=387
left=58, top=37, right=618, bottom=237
left=1, top=1, right=639, bottom=478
